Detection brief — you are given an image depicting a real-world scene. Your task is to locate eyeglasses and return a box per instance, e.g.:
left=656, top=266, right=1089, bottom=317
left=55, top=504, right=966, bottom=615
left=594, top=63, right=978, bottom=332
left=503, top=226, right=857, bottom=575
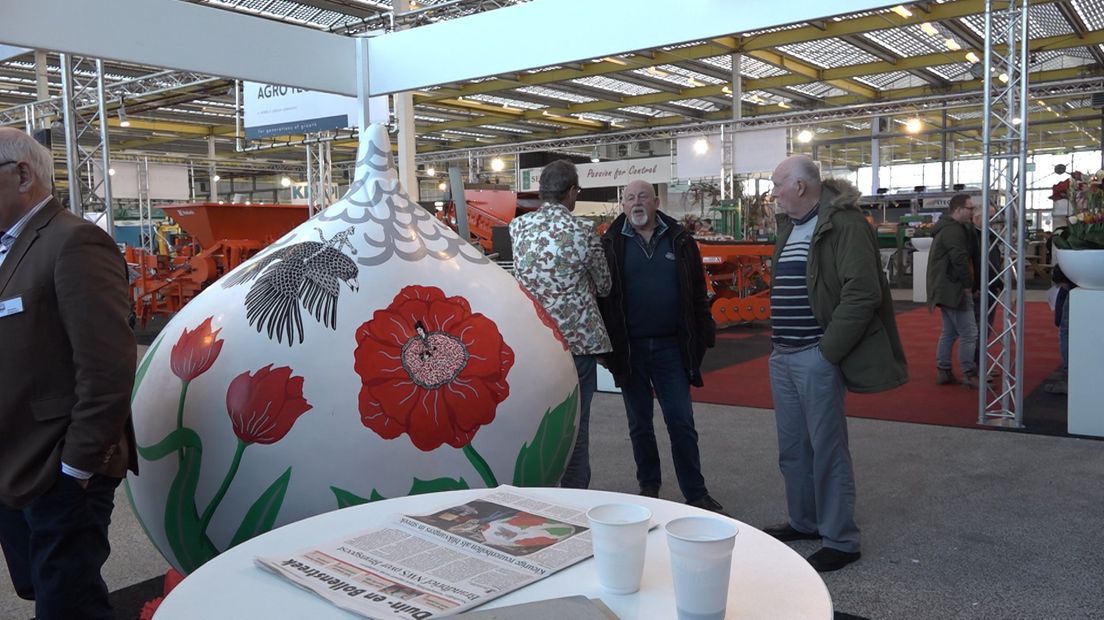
left=0, top=161, right=18, bottom=168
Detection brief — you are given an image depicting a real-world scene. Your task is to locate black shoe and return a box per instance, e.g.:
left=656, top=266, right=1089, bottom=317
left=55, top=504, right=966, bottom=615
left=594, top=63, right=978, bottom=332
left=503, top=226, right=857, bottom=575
left=639, top=484, right=660, bottom=498
left=806, top=547, right=861, bottom=572
left=762, top=523, right=820, bottom=542
left=686, top=494, right=731, bottom=517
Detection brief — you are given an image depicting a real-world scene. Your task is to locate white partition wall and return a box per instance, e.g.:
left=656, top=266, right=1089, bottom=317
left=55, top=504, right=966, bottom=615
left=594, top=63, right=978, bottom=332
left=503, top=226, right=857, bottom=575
left=1067, top=288, right=1104, bottom=437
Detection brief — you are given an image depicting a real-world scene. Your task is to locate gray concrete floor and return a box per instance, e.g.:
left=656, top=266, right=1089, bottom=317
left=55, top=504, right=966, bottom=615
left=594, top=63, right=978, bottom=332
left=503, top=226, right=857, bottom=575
left=4, top=336, right=1102, bottom=619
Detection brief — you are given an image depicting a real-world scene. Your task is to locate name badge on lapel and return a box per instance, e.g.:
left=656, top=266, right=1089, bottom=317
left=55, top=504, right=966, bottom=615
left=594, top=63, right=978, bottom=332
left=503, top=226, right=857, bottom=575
left=0, top=297, right=24, bottom=318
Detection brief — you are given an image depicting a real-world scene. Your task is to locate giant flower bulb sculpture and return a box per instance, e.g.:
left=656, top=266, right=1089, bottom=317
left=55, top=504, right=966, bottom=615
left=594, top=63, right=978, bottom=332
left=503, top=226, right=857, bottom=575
left=127, top=124, right=580, bottom=574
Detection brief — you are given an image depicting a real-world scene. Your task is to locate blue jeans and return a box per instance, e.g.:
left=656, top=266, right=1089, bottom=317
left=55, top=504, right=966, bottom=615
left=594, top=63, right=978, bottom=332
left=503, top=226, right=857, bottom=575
left=936, top=295, right=978, bottom=374
left=560, top=354, right=598, bottom=489
left=769, top=344, right=860, bottom=553
left=0, top=473, right=121, bottom=620
left=620, top=337, right=707, bottom=502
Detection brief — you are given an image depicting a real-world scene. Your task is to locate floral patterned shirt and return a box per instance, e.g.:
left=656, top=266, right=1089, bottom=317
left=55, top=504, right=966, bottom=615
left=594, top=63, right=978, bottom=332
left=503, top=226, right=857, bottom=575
left=509, top=203, right=612, bottom=355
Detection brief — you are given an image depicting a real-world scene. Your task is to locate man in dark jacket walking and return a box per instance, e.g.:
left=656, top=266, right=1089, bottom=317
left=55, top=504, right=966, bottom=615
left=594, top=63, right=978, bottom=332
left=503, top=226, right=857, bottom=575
left=599, top=179, right=726, bottom=515
left=927, top=194, right=979, bottom=388
left=763, top=155, right=907, bottom=573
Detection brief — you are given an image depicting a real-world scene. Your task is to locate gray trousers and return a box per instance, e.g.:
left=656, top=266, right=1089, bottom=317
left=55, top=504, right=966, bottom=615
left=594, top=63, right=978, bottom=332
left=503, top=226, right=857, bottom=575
left=768, top=345, right=860, bottom=553
left=936, top=295, right=978, bottom=374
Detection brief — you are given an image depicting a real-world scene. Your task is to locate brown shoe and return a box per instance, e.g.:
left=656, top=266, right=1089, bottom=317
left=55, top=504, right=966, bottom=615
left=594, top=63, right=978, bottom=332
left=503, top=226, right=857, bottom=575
left=936, top=368, right=956, bottom=385
left=961, top=371, right=979, bottom=389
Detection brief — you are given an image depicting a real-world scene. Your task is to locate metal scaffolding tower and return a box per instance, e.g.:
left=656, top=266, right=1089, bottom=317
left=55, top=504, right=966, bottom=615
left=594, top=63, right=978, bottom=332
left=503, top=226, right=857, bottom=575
left=59, top=55, right=114, bottom=236
left=305, top=138, right=336, bottom=217
left=979, top=0, right=1029, bottom=428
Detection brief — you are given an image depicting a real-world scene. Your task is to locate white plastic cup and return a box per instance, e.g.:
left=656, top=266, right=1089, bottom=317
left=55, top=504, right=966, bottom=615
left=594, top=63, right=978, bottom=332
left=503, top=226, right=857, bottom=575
left=586, top=503, right=653, bottom=594
left=665, top=516, right=739, bottom=620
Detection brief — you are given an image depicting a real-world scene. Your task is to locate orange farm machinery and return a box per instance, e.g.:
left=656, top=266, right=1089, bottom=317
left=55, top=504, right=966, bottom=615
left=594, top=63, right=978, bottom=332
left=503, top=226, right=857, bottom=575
left=698, top=239, right=774, bottom=327
left=126, top=203, right=309, bottom=326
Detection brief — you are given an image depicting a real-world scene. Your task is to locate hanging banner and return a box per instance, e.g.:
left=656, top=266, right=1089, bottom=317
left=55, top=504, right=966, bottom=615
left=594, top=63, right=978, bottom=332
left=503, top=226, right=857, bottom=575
left=519, top=156, right=669, bottom=191
left=243, top=81, right=388, bottom=139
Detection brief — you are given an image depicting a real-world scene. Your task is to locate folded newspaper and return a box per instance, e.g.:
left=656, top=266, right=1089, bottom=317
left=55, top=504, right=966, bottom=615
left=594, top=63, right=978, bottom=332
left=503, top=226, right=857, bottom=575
left=255, top=486, right=595, bottom=619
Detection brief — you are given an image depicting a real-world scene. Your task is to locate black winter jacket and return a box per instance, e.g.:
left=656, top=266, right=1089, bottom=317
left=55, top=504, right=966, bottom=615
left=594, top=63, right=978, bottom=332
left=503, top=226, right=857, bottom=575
left=598, top=212, right=716, bottom=387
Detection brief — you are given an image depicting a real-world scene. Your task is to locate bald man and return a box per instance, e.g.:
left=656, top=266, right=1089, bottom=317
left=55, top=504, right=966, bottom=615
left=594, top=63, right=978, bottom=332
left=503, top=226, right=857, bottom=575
left=0, top=127, right=137, bottom=619
left=764, top=155, right=907, bottom=572
left=598, top=180, right=726, bottom=515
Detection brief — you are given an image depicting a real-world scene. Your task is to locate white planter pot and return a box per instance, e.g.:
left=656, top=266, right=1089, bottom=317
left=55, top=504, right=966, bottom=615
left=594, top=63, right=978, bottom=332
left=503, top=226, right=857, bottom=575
left=910, top=236, right=933, bottom=251
left=1056, top=248, right=1104, bottom=290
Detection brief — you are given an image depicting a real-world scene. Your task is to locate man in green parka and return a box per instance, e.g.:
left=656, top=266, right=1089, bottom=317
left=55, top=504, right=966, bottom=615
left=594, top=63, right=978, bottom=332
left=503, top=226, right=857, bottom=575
left=762, top=155, right=907, bottom=573
left=926, top=194, right=979, bottom=388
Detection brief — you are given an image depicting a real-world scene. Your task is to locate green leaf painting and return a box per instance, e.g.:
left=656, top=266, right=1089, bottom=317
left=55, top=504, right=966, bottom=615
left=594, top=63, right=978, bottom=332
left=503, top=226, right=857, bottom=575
left=331, top=476, right=471, bottom=509
left=157, top=429, right=218, bottom=573
left=229, top=467, right=293, bottom=548
left=512, top=387, right=579, bottom=487
left=131, top=334, right=165, bottom=402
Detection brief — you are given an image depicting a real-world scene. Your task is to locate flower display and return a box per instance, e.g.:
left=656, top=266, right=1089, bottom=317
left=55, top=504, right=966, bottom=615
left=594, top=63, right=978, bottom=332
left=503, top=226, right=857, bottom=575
left=226, top=365, right=312, bottom=444
left=170, top=317, right=225, bottom=382
left=354, top=285, right=514, bottom=451
left=1052, top=170, right=1104, bottom=249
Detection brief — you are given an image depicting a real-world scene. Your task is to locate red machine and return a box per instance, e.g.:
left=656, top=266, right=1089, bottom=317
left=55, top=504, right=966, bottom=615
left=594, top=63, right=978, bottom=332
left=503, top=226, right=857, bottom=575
left=438, top=188, right=541, bottom=253
left=698, top=239, right=774, bottom=327
left=127, top=203, right=309, bottom=325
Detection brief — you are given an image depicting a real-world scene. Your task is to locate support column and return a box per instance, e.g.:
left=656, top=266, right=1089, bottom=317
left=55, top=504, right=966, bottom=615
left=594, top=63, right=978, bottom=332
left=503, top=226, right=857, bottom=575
left=731, top=53, right=742, bottom=122
left=393, top=0, right=419, bottom=201
left=33, top=50, right=50, bottom=130
left=941, top=109, right=948, bottom=191
left=870, top=117, right=881, bottom=195
left=208, top=136, right=218, bottom=200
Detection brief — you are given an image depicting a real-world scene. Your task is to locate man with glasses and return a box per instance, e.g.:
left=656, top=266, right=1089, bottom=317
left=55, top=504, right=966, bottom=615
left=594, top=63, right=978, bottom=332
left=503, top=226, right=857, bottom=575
left=509, top=159, right=611, bottom=488
left=598, top=179, right=727, bottom=515
left=0, top=127, right=137, bottom=619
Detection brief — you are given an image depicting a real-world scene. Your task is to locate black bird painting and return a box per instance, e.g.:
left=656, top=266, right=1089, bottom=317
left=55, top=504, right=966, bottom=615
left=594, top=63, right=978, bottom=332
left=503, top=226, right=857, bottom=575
left=222, top=227, right=360, bottom=345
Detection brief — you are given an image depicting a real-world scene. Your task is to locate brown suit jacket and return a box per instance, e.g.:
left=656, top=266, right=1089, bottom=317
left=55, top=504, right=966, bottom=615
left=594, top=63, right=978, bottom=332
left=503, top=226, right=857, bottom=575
left=0, top=198, right=138, bottom=509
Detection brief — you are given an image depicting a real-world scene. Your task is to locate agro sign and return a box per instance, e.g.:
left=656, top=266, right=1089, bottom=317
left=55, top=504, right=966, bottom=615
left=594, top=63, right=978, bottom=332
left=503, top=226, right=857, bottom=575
left=244, top=81, right=388, bottom=139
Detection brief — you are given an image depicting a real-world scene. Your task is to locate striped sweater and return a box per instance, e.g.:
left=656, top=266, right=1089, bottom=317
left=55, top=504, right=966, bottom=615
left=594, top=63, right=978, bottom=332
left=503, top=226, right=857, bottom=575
left=771, top=209, right=823, bottom=347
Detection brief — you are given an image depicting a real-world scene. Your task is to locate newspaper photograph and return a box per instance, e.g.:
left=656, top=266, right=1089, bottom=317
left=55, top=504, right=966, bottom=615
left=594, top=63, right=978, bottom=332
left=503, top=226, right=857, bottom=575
left=255, top=487, right=594, bottom=619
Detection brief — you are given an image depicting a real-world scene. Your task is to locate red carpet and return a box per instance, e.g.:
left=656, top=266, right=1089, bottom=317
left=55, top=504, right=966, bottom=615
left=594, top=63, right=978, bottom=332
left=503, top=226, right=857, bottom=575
left=693, top=302, right=1062, bottom=429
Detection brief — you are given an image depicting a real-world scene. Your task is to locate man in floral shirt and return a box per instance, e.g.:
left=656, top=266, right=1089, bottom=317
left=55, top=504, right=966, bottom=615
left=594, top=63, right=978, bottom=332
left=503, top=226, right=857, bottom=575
left=509, top=159, right=611, bottom=489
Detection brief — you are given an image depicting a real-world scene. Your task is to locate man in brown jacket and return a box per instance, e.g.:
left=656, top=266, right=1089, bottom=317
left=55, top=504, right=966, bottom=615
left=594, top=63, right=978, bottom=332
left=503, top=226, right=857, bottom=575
left=0, top=127, right=137, bottom=619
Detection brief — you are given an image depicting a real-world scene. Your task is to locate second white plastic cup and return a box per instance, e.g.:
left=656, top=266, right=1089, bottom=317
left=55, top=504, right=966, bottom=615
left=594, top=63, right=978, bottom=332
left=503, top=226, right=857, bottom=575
left=586, top=503, right=653, bottom=594
left=665, top=516, right=739, bottom=620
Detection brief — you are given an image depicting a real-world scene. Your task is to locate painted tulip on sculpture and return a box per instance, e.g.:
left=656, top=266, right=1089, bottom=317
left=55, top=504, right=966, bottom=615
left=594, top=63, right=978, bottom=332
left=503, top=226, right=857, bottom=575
left=127, top=125, right=580, bottom=574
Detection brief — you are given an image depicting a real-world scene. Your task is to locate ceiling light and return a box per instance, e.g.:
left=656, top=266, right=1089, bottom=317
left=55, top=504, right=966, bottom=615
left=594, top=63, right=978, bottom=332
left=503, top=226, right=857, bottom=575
left=1012, top=117, right=1022, bottom=125
left=797, top=129, right=814, bottom=143
left=944, top=38, right=961, bottom=51
left=117, top=102, right=130, bottom=128
left=693, top=138, right=709, bottom=155
left=688, top=77, right=701, bottom=87
left=603, top=56, right=628, bottom=66
left=425, top=166, right=436, bottom=177
left=212, top=174, right=221, bottom=182
left=438, top=181, right=448, bottom=191
left=647, top=66, right=668, bottom=77
left=778, top=101, right=791, bottom=109
left=920, top=22, right=939, bottom=37
left=905, top=117, right=923, bottom=133
left=490, top=157, right=505, bottom=172
left=722, top=86, right=732, bottom=95
left=280, top=176, right=292, bottom=187
left=998, top=72, right=1009, bottom=83
left=108, top=167, right=116, bottom=176
left=891, top=5, right=912, bottom=18
left=244, top=200, right=251, bottom=205
left=965, top=51, right=980, bottom=63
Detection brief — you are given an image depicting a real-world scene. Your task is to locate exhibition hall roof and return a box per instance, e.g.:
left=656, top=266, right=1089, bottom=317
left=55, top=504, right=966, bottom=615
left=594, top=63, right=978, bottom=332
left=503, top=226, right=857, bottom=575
left=0, top=0, right=1101, bottom=174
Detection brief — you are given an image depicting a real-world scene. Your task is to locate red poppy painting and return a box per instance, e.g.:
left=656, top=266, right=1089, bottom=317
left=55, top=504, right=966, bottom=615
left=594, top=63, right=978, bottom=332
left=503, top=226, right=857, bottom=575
left=354, top=285, right=514, bottom=451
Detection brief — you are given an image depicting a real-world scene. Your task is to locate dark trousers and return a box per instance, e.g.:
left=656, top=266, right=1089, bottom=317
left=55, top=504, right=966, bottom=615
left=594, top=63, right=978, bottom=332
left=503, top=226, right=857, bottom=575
left=620, top=336, right=707, bottom=502
left=0, top=473, right=121, bottom=620
left=560, top=354, right=598, bottom=489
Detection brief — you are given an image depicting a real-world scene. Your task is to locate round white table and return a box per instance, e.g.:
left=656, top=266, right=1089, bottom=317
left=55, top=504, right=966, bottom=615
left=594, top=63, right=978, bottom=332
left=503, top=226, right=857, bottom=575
left=155, top=488, right=832, bottom=619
